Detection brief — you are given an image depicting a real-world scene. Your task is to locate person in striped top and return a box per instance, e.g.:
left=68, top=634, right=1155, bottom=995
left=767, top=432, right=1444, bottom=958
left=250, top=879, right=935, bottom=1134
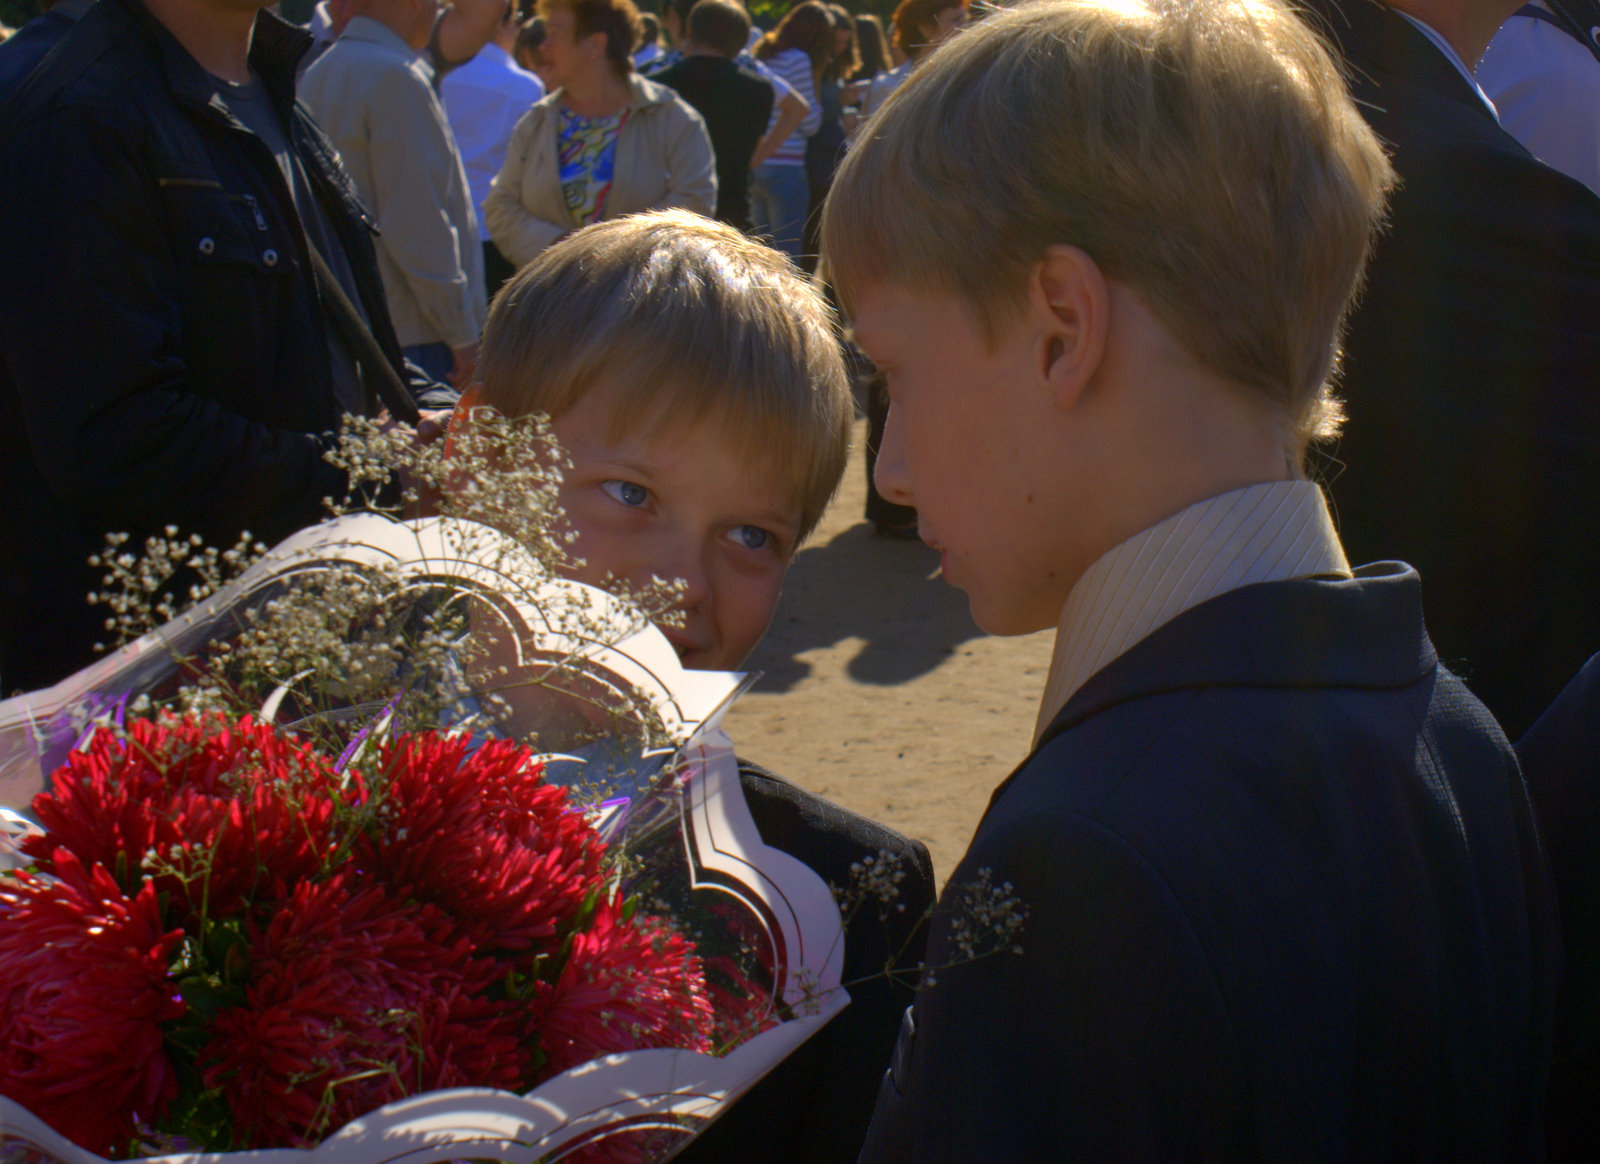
left=750, top=1, right=830, bottom=260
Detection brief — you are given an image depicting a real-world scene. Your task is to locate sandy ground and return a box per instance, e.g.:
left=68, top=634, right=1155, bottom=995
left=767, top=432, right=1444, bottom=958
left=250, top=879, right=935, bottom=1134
left=723, top=419, right=1055, bottom=888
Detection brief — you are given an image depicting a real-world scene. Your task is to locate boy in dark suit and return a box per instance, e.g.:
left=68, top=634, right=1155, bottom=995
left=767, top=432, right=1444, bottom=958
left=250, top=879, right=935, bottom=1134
left=821, top=0, right=1562, bottom=1157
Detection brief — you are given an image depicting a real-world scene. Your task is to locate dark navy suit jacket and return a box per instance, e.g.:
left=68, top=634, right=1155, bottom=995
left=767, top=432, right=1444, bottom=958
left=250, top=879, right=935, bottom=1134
left=1518, top=653, right=1600, bottom=1161
left=860, top=566, right=1561, bottom=1161
left=1297, top=0, right=1600, bottom=738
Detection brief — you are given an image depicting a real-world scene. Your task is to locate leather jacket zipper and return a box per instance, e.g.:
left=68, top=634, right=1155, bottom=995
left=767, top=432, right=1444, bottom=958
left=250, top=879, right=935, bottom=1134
left=156, top=178, right=270, bottom=232
left=230, top=193, right=269, bottom=232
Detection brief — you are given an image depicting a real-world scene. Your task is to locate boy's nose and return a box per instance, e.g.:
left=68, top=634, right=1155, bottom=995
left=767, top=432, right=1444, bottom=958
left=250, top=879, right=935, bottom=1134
left=657, top=541, right=712, bottom=612
left=873, top=403, right=916, bottom=506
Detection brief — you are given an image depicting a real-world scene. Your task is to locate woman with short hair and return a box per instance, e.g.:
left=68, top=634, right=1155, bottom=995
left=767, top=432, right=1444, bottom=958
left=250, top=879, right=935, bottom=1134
left=485, top=0, right=715, bottom=266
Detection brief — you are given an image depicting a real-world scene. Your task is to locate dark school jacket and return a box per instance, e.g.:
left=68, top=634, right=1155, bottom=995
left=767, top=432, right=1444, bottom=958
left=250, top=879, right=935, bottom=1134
left=860, top=565, right=1561, bottom=1161
left=678, top=762, right=936, bottom=1164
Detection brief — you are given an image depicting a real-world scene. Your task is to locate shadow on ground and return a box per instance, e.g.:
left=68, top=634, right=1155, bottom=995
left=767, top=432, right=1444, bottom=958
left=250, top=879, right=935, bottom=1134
left=745, top=520, right=987, bottom=692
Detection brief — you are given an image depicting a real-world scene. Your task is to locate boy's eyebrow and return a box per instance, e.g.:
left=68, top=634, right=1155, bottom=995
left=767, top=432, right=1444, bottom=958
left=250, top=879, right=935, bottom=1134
left=575, top=446, right=677, bottom=482
left=750, top=506, right=800, bottom=532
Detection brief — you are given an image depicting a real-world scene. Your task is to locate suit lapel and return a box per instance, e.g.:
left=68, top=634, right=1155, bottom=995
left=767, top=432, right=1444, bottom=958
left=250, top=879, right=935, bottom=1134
left=979, top=563, right=1436, bottom=825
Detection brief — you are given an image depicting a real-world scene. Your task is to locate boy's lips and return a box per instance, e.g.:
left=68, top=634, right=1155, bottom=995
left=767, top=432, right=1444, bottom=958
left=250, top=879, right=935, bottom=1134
left=663, top=632, right=706, bottom=664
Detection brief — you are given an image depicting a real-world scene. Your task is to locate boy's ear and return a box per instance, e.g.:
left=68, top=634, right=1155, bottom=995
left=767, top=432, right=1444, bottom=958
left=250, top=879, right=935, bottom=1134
left=1033, top=245, right=1110, bottom=411
left=443, top=383, right=488, bottom=461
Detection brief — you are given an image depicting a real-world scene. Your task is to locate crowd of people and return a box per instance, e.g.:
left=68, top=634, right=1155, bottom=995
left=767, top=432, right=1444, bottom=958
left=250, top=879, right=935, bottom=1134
left=2, top=0, right=1600, bottom=1158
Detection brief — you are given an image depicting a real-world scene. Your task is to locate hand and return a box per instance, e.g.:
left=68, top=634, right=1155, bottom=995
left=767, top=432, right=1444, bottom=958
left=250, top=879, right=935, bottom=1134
left=449, top=342, right=480, bottom=388
left=416, top=408, right=452, bottom=447
left=405, top=409, right=455, bottom=518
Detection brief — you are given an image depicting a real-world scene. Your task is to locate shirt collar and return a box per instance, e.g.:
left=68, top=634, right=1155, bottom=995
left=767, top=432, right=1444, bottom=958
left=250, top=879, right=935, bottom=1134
left=1033, top=480, right=1351, bottom=744
left=1393, top=10, right=1500, bottom=119
left=342, top=15, right=419, bottom=58
left=470, top=42, right=515, bottom=70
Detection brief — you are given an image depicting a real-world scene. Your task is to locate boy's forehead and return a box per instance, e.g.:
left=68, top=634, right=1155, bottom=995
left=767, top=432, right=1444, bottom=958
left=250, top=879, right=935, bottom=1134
left=564, top=391, right=807, bottom=521
left=848, top=283, right=918, bottom=354
left=851, top=282, right=987, bottom=357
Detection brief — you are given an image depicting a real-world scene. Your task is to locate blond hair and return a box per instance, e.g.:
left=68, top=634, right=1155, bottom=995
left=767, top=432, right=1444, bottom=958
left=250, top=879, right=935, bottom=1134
left=477, top=210, right=852, bottom=541
left=823, top=0, right=1394, bottom=452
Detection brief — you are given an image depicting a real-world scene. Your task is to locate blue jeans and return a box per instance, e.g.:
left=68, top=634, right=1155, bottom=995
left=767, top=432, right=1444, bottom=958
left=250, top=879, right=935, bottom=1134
left=402, top=342, right=453, bottom=384
left=749, top=161, right=810, bottom=262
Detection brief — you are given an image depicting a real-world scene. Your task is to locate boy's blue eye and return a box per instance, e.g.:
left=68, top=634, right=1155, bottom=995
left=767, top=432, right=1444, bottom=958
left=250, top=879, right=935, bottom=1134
left=731, top=525, right=771, bottom=551
left=602, top=480, right=650, bottom=507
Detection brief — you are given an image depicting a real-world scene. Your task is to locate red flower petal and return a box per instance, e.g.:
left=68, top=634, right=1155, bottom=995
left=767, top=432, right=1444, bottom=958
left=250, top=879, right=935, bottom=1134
left=357, top=734, right=604, bottom=956
left=535, top=896, right=714, bottom=1079
left=199, top=875, right=529, bottom=1149
left=25, top=715, right=344, bottom=924
left=0, top=851, right=185, bottom=1155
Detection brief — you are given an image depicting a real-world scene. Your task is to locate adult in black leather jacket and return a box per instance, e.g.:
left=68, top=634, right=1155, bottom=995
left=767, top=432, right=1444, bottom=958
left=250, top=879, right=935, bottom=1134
left=0, top=0, right=437, bottom=694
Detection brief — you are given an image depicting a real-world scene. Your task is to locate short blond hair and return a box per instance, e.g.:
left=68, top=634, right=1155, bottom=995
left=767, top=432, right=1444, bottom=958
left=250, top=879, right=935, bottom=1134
left=823, top=0, right=1394, bottom=452
left=477, top=211, right=852, bottom=541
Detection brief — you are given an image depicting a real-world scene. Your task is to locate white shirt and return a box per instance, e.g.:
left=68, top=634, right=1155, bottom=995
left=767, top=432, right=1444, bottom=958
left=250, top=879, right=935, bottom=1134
left=1477, top=3, right=1600, bottom=196
left=1034, top=481, right=1351, bottom=743
left=1395, top=10, right=1501, bottom=118
left=847, top=59, right=916, bottom=146
left=440, top=43, right=546, bottom=242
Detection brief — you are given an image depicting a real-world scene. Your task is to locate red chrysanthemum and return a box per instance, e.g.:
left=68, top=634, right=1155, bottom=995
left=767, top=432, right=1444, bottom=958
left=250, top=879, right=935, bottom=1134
left=24, top=715, right=343, bottom=924
left=535, top=896, right=714, bottom=1079
left=199, top=874, right=530, bottom=1149
left=356, top=733, right=604, bottom=955
left=700, top=954, right=781, bottom=1051
left=0, top=850, right=185, bottom=1155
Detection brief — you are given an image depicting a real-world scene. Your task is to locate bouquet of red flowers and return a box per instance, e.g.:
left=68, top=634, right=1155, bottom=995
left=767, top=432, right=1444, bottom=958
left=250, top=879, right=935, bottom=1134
left=0, top=514, right=849, bottom=1164
left=1, top=713, right=729, bottom=1156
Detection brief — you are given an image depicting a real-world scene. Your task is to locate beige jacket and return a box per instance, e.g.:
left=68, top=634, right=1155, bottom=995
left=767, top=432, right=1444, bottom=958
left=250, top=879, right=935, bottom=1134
left=485, top=74, right=716, bottom=266
left=301, top=17, right=486, bottom=349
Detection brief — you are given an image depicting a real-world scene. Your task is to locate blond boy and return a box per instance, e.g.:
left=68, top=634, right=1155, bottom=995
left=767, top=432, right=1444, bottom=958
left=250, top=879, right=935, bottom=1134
left=458, top=209, right=846, bottom=668
left=450, top=209, right=936, bottom=1162
left=823, top=1, right=1561, bottom=1158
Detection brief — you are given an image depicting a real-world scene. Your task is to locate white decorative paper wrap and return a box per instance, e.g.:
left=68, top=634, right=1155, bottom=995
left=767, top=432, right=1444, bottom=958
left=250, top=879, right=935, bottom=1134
left=0, top=514, right=849, bottom=1162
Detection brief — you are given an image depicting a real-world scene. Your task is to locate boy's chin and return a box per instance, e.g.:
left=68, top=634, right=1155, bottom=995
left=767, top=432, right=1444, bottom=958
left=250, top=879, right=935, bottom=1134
left=665, top=635, right=750, bottom=673
left=966, top=590, right=1061, bottom=639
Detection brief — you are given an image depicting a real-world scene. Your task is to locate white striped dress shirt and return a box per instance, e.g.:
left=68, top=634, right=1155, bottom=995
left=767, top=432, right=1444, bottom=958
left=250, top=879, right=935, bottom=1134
left=1033, top=481, right=1351, bottom=744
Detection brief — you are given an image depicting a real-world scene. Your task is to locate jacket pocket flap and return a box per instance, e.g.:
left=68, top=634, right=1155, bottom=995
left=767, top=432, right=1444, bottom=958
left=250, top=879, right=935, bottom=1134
left=158, top=182, right=292, bottom=274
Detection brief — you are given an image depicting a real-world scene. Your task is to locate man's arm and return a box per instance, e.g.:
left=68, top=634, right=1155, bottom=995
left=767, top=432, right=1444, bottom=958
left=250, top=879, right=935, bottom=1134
left=364, top=64, right=482, bottom=351
left=749, top=88, right=806, bottom=169
left=484, top=110, right=570, bottom=266
left=0, top=107, right=346, bottom=541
